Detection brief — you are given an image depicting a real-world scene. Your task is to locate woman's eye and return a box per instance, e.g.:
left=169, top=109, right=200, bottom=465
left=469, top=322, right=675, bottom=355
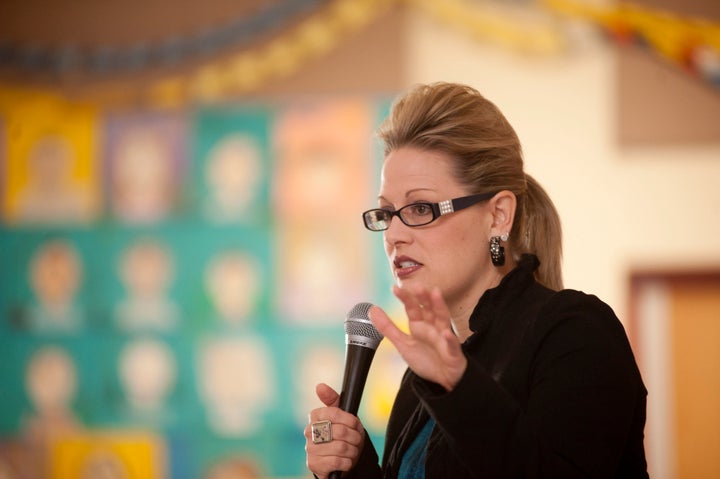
left=411, top=204, right=431, bottom=215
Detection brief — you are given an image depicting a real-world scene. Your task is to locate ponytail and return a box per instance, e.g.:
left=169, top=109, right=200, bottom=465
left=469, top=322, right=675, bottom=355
left=512, top=174, right=563, bottom=290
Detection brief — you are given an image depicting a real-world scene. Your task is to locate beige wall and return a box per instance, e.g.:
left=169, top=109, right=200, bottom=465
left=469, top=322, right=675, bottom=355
left=403, top=9, right=720, bottom=331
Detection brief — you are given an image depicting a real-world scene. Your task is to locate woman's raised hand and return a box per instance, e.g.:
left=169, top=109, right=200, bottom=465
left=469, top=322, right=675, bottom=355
left=369, top=285, right=467, bottom=392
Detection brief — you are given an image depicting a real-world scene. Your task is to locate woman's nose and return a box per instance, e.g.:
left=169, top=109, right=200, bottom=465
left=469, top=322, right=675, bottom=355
left=383, top=215, right=412, bottom=245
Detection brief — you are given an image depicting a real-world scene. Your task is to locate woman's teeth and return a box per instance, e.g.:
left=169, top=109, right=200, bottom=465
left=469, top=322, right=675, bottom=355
left=399, top=261, right=419, bottom=268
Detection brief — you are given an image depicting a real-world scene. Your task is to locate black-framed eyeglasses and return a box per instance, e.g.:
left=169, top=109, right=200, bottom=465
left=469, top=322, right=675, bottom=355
left=362, top=192, right=497, bottom=232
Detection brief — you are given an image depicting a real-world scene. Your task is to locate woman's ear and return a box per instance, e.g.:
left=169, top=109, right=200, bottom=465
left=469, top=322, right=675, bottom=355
left=490, top=190, right=517, bottom=235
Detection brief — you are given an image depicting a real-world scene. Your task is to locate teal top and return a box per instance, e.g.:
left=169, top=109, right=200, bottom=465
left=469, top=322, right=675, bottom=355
left=398, top=417, right=435, bottom=479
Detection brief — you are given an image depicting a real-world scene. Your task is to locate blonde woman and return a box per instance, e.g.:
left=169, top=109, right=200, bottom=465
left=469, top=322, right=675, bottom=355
left=305, top=83, right=648, bottom=479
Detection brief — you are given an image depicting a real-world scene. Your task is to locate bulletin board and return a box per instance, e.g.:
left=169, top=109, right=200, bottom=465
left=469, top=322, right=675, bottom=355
left=0, top=92, right=403, bottom=479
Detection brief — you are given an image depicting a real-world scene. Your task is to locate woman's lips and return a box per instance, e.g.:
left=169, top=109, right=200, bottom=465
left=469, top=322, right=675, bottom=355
left=394, top=256, right=423, bottom=278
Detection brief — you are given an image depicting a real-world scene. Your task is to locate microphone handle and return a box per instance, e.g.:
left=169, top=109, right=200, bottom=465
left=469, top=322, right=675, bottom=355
left=338, top=345, right=376, bottom=414
left=328, top=345, right=377, bottom=479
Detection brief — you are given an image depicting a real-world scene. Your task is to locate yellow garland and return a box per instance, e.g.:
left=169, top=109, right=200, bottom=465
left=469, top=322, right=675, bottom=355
left=148, top=0, right=393, bottom=108
left=543, top=0, right=720, bottom=62
left=407, top=0, right=566, bottom=55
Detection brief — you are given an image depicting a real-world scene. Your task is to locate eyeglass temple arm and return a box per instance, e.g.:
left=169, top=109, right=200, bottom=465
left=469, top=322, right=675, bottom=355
left=447, top=192, right=496, bottom=214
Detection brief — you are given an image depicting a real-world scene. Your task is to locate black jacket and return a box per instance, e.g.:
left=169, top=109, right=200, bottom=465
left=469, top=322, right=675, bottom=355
left=348, top=255, right=648, bottom=478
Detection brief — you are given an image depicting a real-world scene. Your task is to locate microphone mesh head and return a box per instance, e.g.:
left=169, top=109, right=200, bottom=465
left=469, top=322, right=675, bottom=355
left=344, top=302, right=383, bottom=349
left=347, top=302, right=372, bottom=321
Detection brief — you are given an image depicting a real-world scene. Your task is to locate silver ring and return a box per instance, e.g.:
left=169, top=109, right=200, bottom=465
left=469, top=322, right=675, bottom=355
left=311, top=420, right=332, bottom=444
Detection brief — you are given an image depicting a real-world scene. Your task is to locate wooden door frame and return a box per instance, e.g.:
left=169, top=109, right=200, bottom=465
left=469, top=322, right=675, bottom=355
left=628, top=268, right=720, bottom=479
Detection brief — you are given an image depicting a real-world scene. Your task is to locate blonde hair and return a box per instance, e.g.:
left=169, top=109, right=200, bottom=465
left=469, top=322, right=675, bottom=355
left=378, top=82, right=563, bottom=290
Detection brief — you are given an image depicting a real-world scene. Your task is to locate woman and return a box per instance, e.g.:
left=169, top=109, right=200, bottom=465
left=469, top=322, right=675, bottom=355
left=305, top=82, right=648, bottom=478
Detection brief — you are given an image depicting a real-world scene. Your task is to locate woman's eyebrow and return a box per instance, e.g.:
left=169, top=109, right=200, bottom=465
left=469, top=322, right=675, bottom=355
left=377, top=188, right=436, bottom=202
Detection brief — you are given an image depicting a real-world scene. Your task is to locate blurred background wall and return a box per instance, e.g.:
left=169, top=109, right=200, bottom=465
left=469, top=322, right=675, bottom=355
left=0, top=1, right=719, bottom=478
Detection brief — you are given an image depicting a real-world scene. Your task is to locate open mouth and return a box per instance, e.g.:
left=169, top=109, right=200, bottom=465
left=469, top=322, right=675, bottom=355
left=394, top=256, right=423, bottom=277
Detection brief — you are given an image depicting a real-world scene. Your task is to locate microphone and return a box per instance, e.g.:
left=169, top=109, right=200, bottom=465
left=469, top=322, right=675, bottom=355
left=329, top=302, right=384, bottom=479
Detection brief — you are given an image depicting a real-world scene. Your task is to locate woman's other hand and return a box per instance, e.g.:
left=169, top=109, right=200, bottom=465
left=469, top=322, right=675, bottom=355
left=305, top=383, right=366, bottom=479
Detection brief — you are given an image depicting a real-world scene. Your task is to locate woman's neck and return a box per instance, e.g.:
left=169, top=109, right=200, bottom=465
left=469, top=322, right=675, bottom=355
left=451, top=316, right=473, bottom=342
left=448, top=260, right=516, bottom=342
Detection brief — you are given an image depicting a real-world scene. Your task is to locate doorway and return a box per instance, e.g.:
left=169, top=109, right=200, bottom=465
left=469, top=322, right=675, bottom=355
left=630, top=271, right=720, bottom=479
